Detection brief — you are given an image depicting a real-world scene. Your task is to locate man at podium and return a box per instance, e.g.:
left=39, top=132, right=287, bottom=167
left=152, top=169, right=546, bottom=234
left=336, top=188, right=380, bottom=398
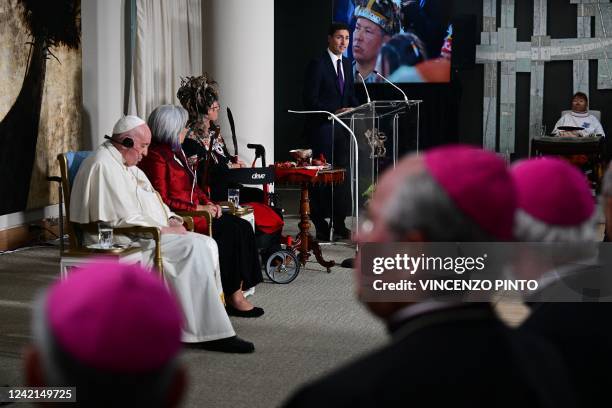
left=303, top=22, right=358, bottom=240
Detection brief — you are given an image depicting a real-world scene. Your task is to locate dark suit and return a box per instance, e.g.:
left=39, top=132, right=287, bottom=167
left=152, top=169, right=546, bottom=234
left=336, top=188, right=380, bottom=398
left=521, top=259, right=612, bottom=407
left=303, top=51, right=358, bottom=233
left=284, top=304, right=577, bottom=408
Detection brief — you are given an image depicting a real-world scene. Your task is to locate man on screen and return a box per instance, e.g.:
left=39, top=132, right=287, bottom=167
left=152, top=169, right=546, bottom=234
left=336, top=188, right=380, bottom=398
left=352, top=0, right=400, bottom=82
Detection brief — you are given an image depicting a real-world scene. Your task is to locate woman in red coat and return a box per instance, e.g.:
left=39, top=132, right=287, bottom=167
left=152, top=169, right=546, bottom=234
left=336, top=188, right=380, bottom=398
left=140, top=105, right=264, bottom=318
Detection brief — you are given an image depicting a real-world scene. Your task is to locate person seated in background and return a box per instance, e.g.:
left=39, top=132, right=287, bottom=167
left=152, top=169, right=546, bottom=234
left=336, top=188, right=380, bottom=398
left=24, top=261, right=187, bottom=407
left=511, top=158, right=610, bottom=407
left=140, top=104, right=267, bottom=318
left=551, top=91, right=605, bottom=176
left=176, top=74, right=264, bottom=204
left=70, top=115, right=254, bottom=353
left=552, top=92, right=605, bottom=138
left=284, top=146, right=577, bottom=408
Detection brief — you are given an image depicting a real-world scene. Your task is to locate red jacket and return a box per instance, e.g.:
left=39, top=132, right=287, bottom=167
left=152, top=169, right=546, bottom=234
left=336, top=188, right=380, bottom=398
left=140, top=143, right=283, bottom=235
left=139, top=143, right=212, bottom=232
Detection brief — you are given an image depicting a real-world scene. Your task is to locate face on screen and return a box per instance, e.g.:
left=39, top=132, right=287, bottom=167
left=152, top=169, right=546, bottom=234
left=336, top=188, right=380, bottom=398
left=352, top=18, right=387, bottom=65
left=328, top=29, right=350, bottom=55
left=333, top=0, right=452, bottom=83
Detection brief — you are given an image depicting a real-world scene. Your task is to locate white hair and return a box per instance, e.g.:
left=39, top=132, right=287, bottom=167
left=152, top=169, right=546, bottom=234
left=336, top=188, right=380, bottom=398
left=513, top=208, right=599, bottom=243
left=147, top=104, right=189, bottom=151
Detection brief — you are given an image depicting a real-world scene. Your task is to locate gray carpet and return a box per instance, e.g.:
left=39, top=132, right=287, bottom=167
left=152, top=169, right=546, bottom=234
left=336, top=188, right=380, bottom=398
left=0, top=219, right=387, bottom=408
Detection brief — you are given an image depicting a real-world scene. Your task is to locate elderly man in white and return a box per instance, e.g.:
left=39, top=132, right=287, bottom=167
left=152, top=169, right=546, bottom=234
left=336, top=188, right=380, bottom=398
left=70, top=115, right=254, bottom=353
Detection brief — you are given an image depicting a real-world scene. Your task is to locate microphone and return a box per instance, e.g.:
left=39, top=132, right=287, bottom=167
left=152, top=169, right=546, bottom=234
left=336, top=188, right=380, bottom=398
left=355, top=70, right=372, bottom=104
left=373, top=70, right=408, bottom=102
left=104, top=135, right=134, bottom=148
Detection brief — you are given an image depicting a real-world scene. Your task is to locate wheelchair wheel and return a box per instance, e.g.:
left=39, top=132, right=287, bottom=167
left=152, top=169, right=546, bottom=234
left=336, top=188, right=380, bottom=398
left=265, top=250, right=300, bottom=284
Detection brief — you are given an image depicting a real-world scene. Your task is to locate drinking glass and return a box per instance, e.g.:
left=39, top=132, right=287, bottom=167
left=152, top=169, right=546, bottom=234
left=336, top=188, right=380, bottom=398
left=228, top=188, right=240, bottom=209
left=98, top=222, right=113, bottom=249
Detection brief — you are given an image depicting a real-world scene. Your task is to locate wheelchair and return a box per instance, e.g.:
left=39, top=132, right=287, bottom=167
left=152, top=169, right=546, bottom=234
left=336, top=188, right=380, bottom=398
left=226, top=144, right=301, bottom=284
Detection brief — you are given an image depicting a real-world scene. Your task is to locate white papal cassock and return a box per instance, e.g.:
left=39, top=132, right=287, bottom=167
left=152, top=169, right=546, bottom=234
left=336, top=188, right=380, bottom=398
left=70, top=141, right=235, bottom=342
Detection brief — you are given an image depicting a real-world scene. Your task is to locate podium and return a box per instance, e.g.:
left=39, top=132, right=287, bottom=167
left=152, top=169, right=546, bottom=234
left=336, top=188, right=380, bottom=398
left=289, top=99, right=422, bottom=238
left=531, top=136, right=606, bottom=191
left=335, top=100, right=422, bottom=223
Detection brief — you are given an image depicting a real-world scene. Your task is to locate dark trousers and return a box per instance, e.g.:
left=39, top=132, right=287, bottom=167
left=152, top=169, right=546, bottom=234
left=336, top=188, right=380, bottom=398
left=308, top=122, right=352, bottom=230
left=212, top=214, right=263, bottom=295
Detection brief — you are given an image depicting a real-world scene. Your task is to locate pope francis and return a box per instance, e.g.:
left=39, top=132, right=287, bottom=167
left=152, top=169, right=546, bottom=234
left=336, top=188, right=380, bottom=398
left=70, top=115, right=254, bottom=353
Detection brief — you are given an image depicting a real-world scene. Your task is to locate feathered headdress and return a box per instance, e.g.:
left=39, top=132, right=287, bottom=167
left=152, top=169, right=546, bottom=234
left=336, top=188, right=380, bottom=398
left=176, top=74, right=219, bottom=124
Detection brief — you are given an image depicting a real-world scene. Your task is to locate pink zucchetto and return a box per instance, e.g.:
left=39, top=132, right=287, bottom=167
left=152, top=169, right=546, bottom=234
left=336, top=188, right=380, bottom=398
left=112, top=115, right=145, bottom=135
left=511, top=157, right=595, bottom=226
left=424, top=145, right=517, bottom=240
left=46, top=260, right=183, bottom=373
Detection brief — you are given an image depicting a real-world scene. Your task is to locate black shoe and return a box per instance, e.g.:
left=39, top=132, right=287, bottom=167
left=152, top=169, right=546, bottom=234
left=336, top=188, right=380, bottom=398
left=226, top=305, right=265, bottom=318
left=191, top=336, right=255, bottom=353
left=333, top=228, right=351, bottom=240
left=316, top=231, right=331, bottom=241
left=340, top=257, right=355, bottom=268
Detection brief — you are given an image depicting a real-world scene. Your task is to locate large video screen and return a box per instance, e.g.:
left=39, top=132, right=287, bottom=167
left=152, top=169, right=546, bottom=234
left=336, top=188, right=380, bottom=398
left=333, top=0, right=452, bottom=83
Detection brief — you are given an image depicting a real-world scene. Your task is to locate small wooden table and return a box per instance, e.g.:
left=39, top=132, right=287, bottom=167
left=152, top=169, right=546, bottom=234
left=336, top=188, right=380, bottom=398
left=60, top=246, right=143, bottom=279
left=274, top=167, right=345, bottom=272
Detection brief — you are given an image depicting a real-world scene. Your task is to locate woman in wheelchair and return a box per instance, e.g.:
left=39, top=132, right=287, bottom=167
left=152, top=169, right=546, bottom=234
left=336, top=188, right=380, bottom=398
left=177, top=74, right=264, bottom=203
left=139, top=104, right=266, bottom=318
left=177, top=74, right=284, bottom=259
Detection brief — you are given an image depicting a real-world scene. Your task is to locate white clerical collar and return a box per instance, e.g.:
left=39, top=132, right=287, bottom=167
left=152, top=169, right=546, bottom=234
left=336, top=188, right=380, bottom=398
left=570, top=110, right=589, bottom=118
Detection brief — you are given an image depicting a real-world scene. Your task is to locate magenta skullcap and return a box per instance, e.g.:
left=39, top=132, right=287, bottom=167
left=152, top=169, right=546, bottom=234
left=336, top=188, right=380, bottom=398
left=511, top=157, right=595, bottom=226
left=46, top=260, right=183, bottom=373
left=424, top=145, right=517, bottom=240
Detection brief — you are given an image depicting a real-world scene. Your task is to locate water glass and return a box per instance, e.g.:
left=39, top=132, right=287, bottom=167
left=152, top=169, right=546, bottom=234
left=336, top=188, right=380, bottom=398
left=228, top=188, right=240, bottom=208
left=98, top=222, right=113, bottom=249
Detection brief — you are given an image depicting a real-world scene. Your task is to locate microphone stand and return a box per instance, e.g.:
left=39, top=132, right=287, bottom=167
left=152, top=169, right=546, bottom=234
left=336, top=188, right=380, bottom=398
left=373, top=70, right=409, bottom=102
left=356, top=71, right=372, bottom=104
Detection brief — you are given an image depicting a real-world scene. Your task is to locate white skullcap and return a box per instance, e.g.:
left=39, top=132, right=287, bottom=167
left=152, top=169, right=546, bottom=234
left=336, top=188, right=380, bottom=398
left=112, top=115, right=145, bottom=135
